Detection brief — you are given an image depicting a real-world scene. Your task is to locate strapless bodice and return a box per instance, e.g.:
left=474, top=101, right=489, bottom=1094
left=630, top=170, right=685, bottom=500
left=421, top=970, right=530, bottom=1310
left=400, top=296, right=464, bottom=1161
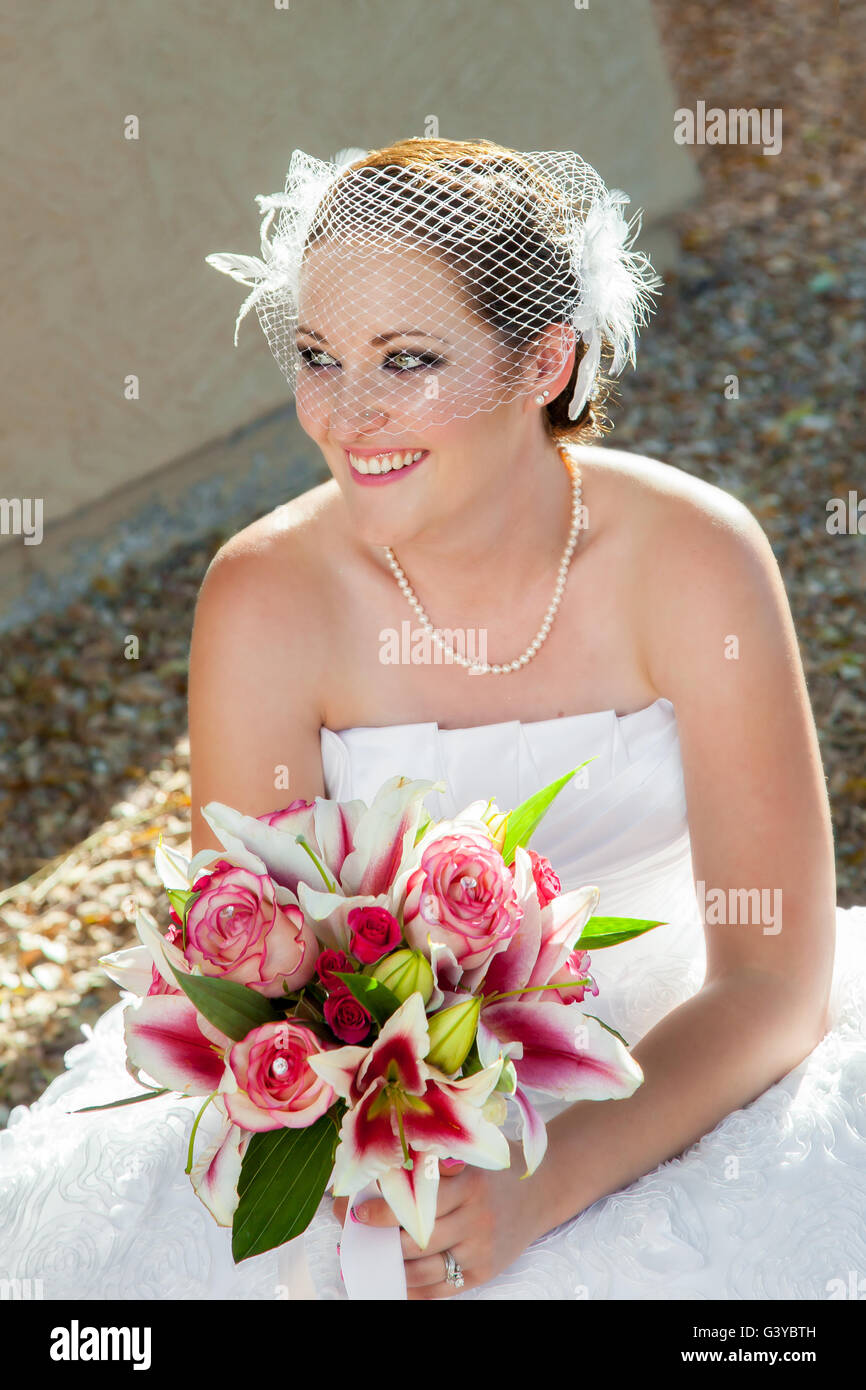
left=320, top=697, right=708, bottom=1061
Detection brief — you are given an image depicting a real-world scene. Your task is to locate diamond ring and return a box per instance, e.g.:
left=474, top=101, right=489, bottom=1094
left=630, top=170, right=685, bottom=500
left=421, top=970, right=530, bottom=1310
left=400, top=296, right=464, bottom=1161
left=443, top=1248, right=464, bottom=1288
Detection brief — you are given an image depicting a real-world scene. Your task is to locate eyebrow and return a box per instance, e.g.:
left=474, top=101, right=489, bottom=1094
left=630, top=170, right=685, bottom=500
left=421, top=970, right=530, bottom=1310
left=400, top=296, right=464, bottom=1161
left=295, top=326, right=448, bottom=346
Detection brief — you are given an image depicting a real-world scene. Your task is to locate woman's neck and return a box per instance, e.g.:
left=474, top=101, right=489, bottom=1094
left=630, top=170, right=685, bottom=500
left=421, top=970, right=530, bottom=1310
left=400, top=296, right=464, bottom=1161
left=367, top=433, right=578, bottom=615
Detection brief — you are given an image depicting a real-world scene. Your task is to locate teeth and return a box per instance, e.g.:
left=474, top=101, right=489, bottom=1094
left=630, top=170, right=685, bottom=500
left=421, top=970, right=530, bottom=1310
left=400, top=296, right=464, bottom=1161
left=348, top=449, right=426, bottom=475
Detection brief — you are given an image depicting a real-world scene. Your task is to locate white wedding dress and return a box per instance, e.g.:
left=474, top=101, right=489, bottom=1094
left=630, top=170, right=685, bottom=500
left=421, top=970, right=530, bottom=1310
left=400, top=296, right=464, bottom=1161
left=2, top=697, right=865, bottom=1300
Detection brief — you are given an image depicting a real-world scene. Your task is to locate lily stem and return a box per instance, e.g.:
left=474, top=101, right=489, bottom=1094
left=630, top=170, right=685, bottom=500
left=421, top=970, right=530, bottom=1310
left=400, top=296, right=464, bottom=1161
left=185, top=1091, right=218, bottom=1175
left=484, top=979, right=593, bottom=1004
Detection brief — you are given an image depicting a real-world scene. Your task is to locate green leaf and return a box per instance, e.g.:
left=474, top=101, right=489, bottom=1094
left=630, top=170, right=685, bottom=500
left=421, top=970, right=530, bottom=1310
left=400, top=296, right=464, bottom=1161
left=460, top=1040, right=484, bottom=1077
left=167, top=887, right=200, bottom=949
left=501, top=760, right=596, bottom=865
left=71, top=1088, right=170, bottom=1113
left=576, top=915, right=665, bottom=950
left=232, top=1114, right=339, bottom=1262
left=169, top=963, right=281, bottom=1042
left=166, top=887, right=192, bottom=920
left=333, top=971, right=401, bottom=1027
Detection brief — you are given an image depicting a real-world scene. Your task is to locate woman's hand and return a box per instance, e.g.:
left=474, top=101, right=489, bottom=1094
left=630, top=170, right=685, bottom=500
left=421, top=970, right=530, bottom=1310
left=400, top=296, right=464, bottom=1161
left=331, top=1142, right=546, bottom=1299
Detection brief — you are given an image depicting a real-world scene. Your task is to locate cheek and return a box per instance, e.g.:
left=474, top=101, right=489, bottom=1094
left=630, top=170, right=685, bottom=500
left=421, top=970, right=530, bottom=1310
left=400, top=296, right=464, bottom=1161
left=295, top=380, right=331, bottom=435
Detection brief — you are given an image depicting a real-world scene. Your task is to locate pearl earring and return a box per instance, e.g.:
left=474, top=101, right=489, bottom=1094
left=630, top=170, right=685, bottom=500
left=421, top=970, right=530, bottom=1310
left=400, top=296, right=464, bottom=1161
left=535, top=389, right=550, bottom=406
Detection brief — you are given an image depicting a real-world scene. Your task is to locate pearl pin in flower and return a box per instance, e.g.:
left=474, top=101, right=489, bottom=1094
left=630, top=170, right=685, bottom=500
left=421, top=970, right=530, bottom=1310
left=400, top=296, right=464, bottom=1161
left=272, top=1056, right=289, bottom=1077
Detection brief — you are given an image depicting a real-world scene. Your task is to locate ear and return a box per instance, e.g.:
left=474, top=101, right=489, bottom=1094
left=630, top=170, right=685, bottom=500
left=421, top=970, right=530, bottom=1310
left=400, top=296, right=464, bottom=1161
left=521, top=322, right=577, bottom=412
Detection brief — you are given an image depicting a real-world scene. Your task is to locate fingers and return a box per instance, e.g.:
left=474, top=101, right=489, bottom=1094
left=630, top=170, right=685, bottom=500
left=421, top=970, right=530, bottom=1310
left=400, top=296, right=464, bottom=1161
left=439, top=1157, right=465, bottom=1177
left=331, top=1158, right=468, bottom=1230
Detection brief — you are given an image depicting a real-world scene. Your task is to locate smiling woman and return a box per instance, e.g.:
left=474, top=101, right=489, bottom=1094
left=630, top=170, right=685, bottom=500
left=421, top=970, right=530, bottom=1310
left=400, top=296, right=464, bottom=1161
left=2, top=136, right=865, bottom=1306
left=188, top=138, right=866, bottom=1302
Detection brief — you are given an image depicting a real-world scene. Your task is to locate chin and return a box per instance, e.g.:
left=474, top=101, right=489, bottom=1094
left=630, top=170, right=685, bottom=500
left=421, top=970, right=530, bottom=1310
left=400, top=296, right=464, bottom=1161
left=342, top=494, right=430, bottom=550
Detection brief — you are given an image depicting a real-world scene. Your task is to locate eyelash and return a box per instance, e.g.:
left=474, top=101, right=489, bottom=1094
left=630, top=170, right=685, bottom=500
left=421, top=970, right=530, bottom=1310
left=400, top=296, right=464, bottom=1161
left=296, top=347, right=445, bottom=373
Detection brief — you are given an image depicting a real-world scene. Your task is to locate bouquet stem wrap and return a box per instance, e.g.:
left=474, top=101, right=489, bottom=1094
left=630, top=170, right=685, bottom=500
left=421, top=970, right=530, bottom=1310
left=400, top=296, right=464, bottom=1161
left=339, top=1180, right=407, bottom=1299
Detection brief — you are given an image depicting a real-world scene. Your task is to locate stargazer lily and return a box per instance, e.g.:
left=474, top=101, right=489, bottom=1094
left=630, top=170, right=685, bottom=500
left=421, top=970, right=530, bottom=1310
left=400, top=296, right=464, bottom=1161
left=476, top=849, right=644, bottom=1175
left=122, top=992, right=245, bottom=1222
left=204, top=774, right=440, bottom=896
left=308, top=992, right=510, bottom=1249
left=123, top=991, right=232, bottom=1094
left=188, top=1097, right=251, bottom=1226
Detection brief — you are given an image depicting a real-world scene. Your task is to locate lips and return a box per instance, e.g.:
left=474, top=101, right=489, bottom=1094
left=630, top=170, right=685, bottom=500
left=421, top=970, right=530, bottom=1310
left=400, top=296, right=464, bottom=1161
left=344, top=448, right=429, bottom=486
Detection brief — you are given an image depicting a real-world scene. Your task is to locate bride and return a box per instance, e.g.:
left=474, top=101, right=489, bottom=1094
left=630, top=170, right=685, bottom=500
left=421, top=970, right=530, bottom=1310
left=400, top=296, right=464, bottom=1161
left=2, top=137, right=864, bottom=1302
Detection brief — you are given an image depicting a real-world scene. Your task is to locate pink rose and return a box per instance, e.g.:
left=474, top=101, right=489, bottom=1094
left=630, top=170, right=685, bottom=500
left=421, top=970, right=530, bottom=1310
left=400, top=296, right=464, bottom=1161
left=545, top=949, right=599, bottom=1005
left=403, top=831, right=523, bottom=975
left=347, top=905, right=402, bottom=964
left=225, top=1021, right=335, bottom=1132
left=185, top=861, right=318, bottom=997
left=324, top=986, right=373, bottom=1044
left=527, top=849, right=562, bottom=907
left=316, top=949, right=354, bottom=990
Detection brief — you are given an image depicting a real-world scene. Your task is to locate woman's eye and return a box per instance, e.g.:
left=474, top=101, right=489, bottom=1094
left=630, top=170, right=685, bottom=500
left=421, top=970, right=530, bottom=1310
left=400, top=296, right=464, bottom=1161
left=297, top=346, right=339, bottom=369
left=384, top=350, right=444, bottom=372
left=296, top=346, right=444, bottom=372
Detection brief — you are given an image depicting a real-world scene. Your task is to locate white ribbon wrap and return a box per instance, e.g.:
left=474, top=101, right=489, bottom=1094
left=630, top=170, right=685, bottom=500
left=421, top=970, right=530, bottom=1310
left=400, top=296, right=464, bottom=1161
left=339, top=1181, right=407, bottom=1300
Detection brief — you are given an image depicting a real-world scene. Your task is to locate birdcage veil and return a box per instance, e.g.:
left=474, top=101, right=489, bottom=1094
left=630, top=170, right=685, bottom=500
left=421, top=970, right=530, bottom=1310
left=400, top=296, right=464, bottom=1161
left=206, top=142, right=662, bottom=433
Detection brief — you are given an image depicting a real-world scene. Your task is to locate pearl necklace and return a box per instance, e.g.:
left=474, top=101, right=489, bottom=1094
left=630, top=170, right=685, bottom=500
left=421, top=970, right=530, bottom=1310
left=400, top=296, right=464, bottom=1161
left=383, top=447, right=583, bottom=675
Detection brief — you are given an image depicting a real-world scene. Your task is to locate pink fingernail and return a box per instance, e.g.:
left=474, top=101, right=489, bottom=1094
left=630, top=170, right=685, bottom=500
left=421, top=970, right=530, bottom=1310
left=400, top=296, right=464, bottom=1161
left=441, top=1157, right=463, bottom=1169
left=350, top=1205, right=362, bottom=1223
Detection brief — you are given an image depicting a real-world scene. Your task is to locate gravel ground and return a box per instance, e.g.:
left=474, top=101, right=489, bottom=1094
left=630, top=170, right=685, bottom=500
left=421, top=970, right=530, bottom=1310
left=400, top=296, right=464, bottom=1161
left=1, top=0, right=863, bottom=1116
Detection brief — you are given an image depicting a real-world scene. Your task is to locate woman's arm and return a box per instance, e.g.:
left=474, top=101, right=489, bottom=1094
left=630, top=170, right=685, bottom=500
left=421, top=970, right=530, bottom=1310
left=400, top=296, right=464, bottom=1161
left=188, top=512, right=329, bottom=856
left=530, top=476, right=836, bottom=1236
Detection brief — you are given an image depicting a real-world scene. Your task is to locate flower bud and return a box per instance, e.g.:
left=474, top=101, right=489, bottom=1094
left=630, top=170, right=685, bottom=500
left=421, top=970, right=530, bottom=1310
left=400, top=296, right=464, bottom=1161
left=479, top=800, right=509, bottom=852
left=425, top=997, right=481, bottom=1074
left=369, top=948, right=434, bottom=1006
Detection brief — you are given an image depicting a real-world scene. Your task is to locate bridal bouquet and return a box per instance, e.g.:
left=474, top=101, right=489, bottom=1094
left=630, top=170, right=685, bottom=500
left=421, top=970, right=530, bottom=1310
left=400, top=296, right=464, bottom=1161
left=91, top=768, right=661, bottom=1262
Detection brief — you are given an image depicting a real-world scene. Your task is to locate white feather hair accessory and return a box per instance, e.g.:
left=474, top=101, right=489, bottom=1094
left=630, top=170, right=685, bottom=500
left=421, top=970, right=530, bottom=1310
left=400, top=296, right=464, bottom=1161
left=205, top=148, right=369, bottom=347
left=206, top=144, right=662, bottom=433
left=565, top=188, right=663, bottom=420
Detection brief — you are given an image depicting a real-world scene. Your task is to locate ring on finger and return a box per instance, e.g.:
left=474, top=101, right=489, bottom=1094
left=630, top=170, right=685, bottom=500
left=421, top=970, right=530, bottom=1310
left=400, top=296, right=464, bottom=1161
left=442, top=1248, right=464, bottom=1289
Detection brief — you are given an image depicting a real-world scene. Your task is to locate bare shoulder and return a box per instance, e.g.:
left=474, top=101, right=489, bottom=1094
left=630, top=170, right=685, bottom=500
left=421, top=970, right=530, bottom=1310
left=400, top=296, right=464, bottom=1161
left=574, top=442, right=761, bottom=538
left=187, top=478, right=348, bottom=845
left=201, top=477, right=345, bottom=606
left=571, top=443, right=787, bottom=690
left=190, top=477, right=348, bottom=717
left=574, top=442, right=775, bottom=583
left=192, top=477, right=355, bottom=661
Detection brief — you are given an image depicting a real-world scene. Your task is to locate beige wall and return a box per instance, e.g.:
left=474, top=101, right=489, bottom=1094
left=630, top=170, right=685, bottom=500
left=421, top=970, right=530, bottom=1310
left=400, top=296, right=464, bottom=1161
left=0, top=0, right=699, bottom=611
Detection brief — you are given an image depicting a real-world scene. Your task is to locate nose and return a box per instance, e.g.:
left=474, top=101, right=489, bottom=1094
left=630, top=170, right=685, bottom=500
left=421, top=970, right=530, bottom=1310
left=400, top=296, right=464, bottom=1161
left=328, top=398, right=390, bottom=433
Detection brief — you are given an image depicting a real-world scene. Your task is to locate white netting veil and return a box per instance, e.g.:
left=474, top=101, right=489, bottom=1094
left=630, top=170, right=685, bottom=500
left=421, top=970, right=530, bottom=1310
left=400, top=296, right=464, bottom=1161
left=206, top=141, right=663, bottom=436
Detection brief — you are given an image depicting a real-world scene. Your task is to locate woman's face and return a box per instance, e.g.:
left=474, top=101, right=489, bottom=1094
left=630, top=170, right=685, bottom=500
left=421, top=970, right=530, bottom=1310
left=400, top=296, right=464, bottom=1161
left=293, top=240, right=569, bottom=548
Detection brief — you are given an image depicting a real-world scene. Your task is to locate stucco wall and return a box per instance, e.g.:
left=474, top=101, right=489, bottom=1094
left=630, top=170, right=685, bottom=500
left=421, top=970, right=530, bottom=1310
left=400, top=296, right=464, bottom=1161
left=0, top=0, right=700, bottom=619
